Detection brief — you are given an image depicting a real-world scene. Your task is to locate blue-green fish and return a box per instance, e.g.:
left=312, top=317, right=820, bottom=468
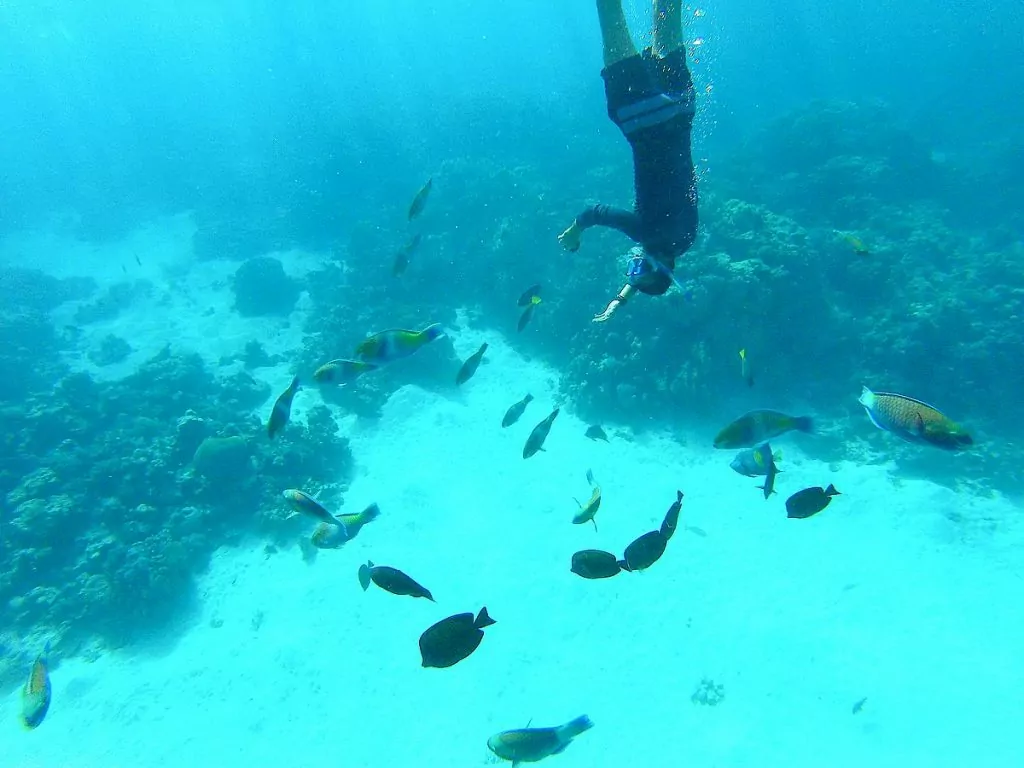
left=487, top=715, right=593, bottom=764
left=313, top=358, right=378, bottom=385
left=267, top=375, right=300, bottom=439
left=354, top=323, right=445, bottom=365
left=713, top=409, right=813, bottom=449
left=21, top=642, right=51, bottom=729
left=283, top=489, right=348, bottom=531
left=311, top=503, right=380, bottom=549
left=858, top=386, right=972, bottom=450
left=729, top=441, right=782, bottom=477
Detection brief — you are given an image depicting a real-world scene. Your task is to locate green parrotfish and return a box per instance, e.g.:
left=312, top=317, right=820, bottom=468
left=487, top=715, right=594, bottom=764
left=354, top=323, right=445, bottom=365
left=713, top=409, right=813, bottom=449
left=858, top=386, right=972, bottom=450
left=267, top=375, right=300, bottom=439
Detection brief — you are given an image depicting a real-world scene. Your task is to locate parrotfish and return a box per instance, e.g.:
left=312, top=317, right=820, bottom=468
left=20, top=642, right=51, bottom=729
left=523, top=408, right=559, bottom=459
left=393, top=233, right=422, bottom=277
left=757, top=457, right=780, bottom=499
left=786, top=484, right=840, bottom=519
left=517, top=296, right=541, bottom=332
left=660, top=490, right=684, bottom=541
left=313, top=358, right=378, bottom=385
left=570, top=549, right=624, bottom=580
left=282, top=489, right=348, bottom=530
left=354, top=323, right=445, bottom=365
left=858, top=386, right=972, bottom=450
left=408, top=177, right=433, bottom=220
left=487, top=715, right=594, bottom=764
left=267, top=375, right=300, bottom=439
left=419, top=607, right=495, bottom=669
left=501, top=394, right=534, bottom=427
left=359, top=561, right=434, bottom=601
left=311, top=502, right=380, bottom=549
left=713, top=409, right=813, bottom=449
left=729, top=442, right=781, bottom=477
left=572, top=469, right=601, bottom=530
left=517, top=284, right=541, bottom=307
left=584, top=425, right=609, bottom=442
left=456, top=342, right=488, bottom=386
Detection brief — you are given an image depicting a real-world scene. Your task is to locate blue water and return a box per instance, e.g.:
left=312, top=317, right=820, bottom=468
left=2, top=2, right=1024, bottom=765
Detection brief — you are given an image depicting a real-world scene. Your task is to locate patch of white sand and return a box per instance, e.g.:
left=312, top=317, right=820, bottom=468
left=2, top=325, right=1023, bottom=768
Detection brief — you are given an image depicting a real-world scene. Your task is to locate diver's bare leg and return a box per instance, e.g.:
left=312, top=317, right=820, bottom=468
left=597, top=0, right=638, bottom=67
left=652, top=0, right=683, bottom=57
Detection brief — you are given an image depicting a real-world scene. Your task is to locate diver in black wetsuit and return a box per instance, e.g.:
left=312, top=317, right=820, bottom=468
left=558, top=0, right=698, bottom=323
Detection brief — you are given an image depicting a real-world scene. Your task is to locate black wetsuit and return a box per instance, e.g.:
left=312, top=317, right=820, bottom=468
left=575, top=47, right=698, bottom=272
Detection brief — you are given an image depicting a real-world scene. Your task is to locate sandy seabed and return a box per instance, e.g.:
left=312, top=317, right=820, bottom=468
left=2, top=220, right=1023, bottom=767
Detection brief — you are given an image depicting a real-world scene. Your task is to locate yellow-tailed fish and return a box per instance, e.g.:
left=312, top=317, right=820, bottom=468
left=517, top=296, right=541, bottom=332
left=393, top=232, right=422, bottom=277
left=313, top=358, right=378, bottom=385
left=354, top=323, right=445, bottom=365
left=267, top=375, right=300, bottom=439
left=455, top=342, right=488, bottom=386
left=282, top=489, right=347, bottom=530
left=739, top=348, right=754, bottom=386
left=713, top=409, right=813, bottom=449
left=311, top=502, right=380, bottom=549
left=408, top=177, right=433, bottom=220
left=858, top=386, right=972, bottom=450
left=21, top=642, right=51, bottom=729
left=572, top=469, right=601, bottom=530
left=487, top=715, right=593, bottom=764
left=729, top=441, right=782, bottom=477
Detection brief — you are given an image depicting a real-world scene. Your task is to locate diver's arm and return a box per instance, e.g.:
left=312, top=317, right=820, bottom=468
left=593, top=283, right=636, bottom=323
left=559, top=204, right=643, bottom=252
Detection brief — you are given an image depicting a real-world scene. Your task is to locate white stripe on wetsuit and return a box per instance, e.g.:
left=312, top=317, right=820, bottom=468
left=615, top=92, right=695, bottom=135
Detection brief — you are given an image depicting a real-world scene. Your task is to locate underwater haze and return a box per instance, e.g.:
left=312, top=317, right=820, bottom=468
left=2, top=1, right=1024, bottom=766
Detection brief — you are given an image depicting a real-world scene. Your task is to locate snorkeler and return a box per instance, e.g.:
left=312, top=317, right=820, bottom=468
left=558, top=0, right=699, bottom=323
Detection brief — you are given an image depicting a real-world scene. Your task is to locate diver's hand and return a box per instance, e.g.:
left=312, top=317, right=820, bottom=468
left=558, top=221, right=581, bottom=253
left=592, top=298, right=623, bottom=323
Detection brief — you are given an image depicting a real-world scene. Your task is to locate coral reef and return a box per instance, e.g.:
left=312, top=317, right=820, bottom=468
left=232, top=256, right=301, bottom=317
left=87, top=334, right=133, bottom=366
left=73, top=280, right=154, bottom=325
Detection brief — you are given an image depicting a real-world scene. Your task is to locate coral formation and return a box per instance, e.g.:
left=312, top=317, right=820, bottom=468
left=232, top=256, right=301, bottom=316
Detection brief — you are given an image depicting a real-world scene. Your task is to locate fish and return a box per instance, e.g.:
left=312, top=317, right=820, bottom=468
left=267, top=375, right=301, bottom=439
left=857, top=386, right=972, bottom=450
left=785, top=484, right=840, bottom=519
left=121, top=264, right=127, bottom=274
left=523, top=408, right=559, bottom=459
left=713, top=409, right=813, bottom=449
left=729, top=442, right=782, bottom=477
left=392, top=233, right=422, bottom=277
left=584, top=425, right=609, bottom=442
left=517, top=284, right=542, bottom=307
left=311, top=502, right=380, bottom=549
left=20, top=642, right=51, bottom=729
left=852, top=697, right=868, bottom=715
left=660, top=490, right=684, bottom=541
left=841, top=232, right=870, bottom=256
left=283, top=489, right=348, bottom=530
left=621, top=530, right=668, bottom=572
left=501, top=394, right=534, bottom=427
left=757, top=456, right=779, bottom=499
left=134, top=253, right=142, bottom=266
left=408, top=177, right=433, bottom=220
left=358, top=561, right=434, bottom=601
left=739, top=348, right=754, bottom=386
left=570, top=549, right=624, bottom=580
left=517, top=297, right=541, bottom=332
left=487, top=714, right=594, bottom=764
left=354, top=323, right=445, bottom=365
left=456, top=342, right=488, bottom=386
left=572, top=470, right=601, bottom=530
left=313, top=358, right=378, bottom=385
left=419, top=607, right=495, bottom=669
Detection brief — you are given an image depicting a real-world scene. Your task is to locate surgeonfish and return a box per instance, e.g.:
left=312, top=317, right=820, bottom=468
left=358, top=561, right=434, bottom=601
left=729, top=442, right=782, bottom=477
left=757, top=456, right=779, bottom=499
left=584, top=425, right=609, bottom=442
left=857, top=386, right=972, bottom=450
left=713, top=409, right=813, bottom=449
left=408, top=177, right=433, bottom=220
left=785, top=484, right=840, bottom=519
left=419, top=607, right=495, bottom=669
left=660, top=490, right=684, bottom=541
left=517, top=284, right=542, bottom=307
left=456, top=342, right=488, bottom=386
left=311, top=502, right=380, bottom=549
left=621, top=530, right=668, bottom=572
left=393, top=233, right=422, bottom=277
left=282, top=489, right=348, bottom=530
left=267, top=375, right=300, bottom=439
left=354, top=323, right=445, bottom=365
left=20, top=642, right=51, bottom=729
left=313, top=359, right=378, bottom=385
left=487, top=715, right=594, bottom=764
left=572, top=469, right=602, bottom=530
left=570, top=549, right=624, bottom=580
left=523, top=408, right=560, bottom=459
left=739, top=348, right=754, bottom=387
left=517, top=296, right=541, bottom=332
left=501, top=394, right=534, bottom=428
